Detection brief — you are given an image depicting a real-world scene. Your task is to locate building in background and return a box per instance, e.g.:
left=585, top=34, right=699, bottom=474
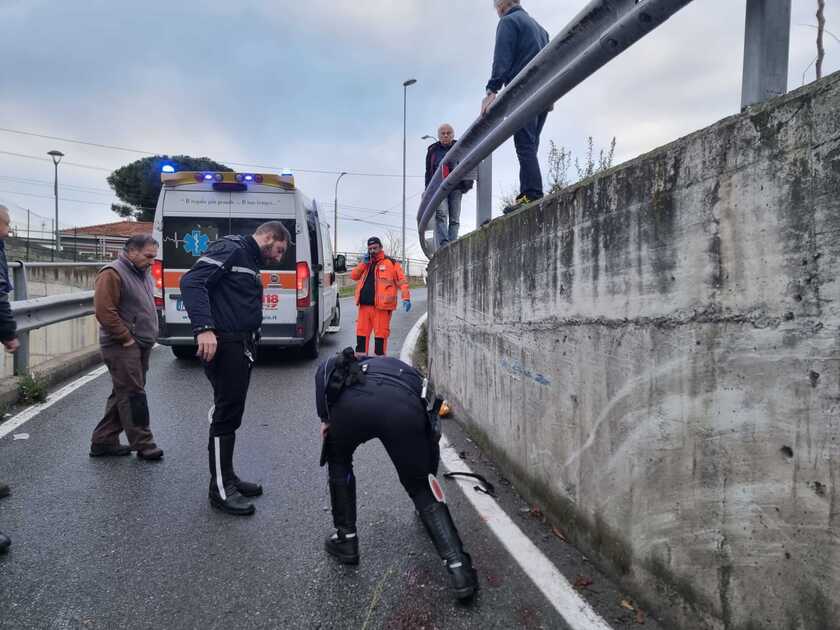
left=59, top=221, right=153, bottom=260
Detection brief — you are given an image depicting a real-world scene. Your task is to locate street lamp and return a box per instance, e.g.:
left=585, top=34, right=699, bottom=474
left=402, top=78, right=417, bottom=268
left=333, top=171, right=347, bottom=254
left=47, top=150, right=64, bottom=259
left=421, top=135, right=436, bottom=142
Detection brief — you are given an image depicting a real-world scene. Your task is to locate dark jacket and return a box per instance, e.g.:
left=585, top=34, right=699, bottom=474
left=0, top=240, right=15, bottom=343
left=425, top=141, right=473, bottom=192
left=95, top=254, right=159, bottom=347
left=180, top=235, right=264, bottom=335
left=315, top=355, right=425, bottom=421
left=486, top=6, right=549, bottom=94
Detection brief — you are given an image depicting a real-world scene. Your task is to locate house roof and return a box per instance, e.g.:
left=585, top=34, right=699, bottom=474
left=60, top=221, right=153, bottom=238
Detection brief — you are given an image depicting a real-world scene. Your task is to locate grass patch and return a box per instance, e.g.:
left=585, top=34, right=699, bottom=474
left=412, top=322, right=428, bottom=375
left=18, top=372, right=48, bottom=405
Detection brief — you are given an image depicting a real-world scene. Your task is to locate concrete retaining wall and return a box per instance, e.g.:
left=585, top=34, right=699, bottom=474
left=428, top=72, right=840, bottom=629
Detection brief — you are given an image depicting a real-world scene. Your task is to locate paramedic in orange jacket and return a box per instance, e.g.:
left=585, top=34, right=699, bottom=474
left=352, top=237, right=411, bottom=356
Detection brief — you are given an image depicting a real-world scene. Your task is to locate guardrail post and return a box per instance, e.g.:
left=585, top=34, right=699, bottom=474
left=741, top=0, right=792, bottom=110
left=476, top=155, right=493, bottom=227
left=12, top=262, right=29, bottom=376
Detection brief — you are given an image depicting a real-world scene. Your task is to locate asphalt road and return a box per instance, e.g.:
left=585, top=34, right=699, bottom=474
left=0, top=289, right=663, bottom=630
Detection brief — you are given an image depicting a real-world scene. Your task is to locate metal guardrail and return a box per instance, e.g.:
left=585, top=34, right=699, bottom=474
left=9, top=262, right=99, bottom=375
left=417, top=0, right=792, bottom=257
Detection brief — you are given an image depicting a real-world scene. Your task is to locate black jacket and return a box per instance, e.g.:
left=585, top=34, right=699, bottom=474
left=0, top=240, right=15, bottom=342
left=315, top=355, right=425, bottom=421
left=425, top=141, right=473, bottom=193
left=486, top=6, right=549, bottom=94
left=180, top=235, right=264, bottom=335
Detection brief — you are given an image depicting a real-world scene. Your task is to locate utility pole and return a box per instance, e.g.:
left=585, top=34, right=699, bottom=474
left=48, top=150, right=64, bottom=259
left=333, top=171, right=347, bottom=255
left=402, top=78, right=417, bottom=268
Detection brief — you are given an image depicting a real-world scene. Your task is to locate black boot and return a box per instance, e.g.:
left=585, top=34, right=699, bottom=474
left=325, top=474, right=359, bottom=564
left=208, top=434, right=255, bottom=516
left=0, top=530, right=10, bottom=554
left=419, top=503, right=478, bottom=601
left=227, top=434, right=263, bottom=497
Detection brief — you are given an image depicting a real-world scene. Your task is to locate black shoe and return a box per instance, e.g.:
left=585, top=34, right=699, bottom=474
left=444, top=552, right=478, bottom=600
left=325, top=530, right=359, bottom=565
left=327, top=472, right=358, bottom=559
left=137, top=447, right=164, bottom=461
left=419, top=502, right=479, bottom=601
left=0, top=530, right=10, bottom=554
left=0, top=482, right=9, bottom=499
left=233, top=476, right=263, bottom=497
left=503, top=193, right=536, bottom=215
left=89, top=443, right=132, bottom=458
left=209, top=483, right=255, bottom=516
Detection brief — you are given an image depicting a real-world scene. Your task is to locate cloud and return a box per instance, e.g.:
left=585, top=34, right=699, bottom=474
left=0, top=0, right=838, bottom=259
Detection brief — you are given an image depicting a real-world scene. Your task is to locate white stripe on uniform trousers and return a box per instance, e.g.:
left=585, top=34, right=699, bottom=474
left=214, top=437, right=226, bottom=501
left=197, top=256, right=224, bottom=267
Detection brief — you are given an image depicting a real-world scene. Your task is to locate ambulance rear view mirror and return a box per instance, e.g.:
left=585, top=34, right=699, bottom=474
left=334, top=255, right=347, bottom=273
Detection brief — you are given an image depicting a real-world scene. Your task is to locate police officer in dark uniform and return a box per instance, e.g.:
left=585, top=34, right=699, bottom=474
left=315, top=348, right=479, bottom=601
left=180, top=221, right=291, bottom=516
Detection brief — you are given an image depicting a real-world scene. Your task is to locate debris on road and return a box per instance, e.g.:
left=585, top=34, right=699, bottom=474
left=551, top=526, right=568, bottom=542
left=574, top=575, right=593, bottom=591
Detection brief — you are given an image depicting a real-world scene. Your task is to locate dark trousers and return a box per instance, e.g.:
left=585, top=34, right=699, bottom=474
left=92, top=343, right=156, bottom=451
left=326, top=383, right=438, bottom=510
left=204, top=338, right=254, bottom=437
left=513, top=110, right=549, bottom=200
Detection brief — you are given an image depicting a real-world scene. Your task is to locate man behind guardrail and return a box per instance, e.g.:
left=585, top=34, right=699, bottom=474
left=481, top=0, right=550, bottom=215
left=425, top=124, right=473, bottom=248
left=0, top=204, right=19, bottom=555
left=90, top=234, right=164, bottom=461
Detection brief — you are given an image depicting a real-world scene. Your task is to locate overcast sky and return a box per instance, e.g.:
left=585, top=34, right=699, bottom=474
left=1, top=0, right=837, bottom=260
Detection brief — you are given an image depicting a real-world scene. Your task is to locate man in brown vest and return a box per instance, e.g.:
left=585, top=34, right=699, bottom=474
left=90, top=234, right=163, bottom=460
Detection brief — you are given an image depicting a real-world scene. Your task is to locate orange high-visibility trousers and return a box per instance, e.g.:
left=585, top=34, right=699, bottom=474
left=356, top=305, right=393, bottom=356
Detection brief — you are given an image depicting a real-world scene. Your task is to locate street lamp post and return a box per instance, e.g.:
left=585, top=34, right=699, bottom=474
left=421, top=135, right=436, bottom=142
left=402, top=78, right=417, bottom=268
left=333, top=171, right=347, bottom=255
left=47, top=150, right=64, bottom=260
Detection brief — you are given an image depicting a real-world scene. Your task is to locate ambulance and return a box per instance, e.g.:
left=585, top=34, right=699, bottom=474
left=150, top=170, right=340, bottom=359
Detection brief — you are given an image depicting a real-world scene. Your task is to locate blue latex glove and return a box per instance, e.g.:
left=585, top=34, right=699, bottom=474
left=403, top=300, right=412, bottom=312
left=363, top=253, right=371, bottom=263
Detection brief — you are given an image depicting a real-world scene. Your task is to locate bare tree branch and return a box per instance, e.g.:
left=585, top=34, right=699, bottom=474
left=817, top=0, right=826, bottom=80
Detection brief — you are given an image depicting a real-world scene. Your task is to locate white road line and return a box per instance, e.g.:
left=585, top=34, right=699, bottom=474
left=0, top=364, right=109, bottom=441
left=400, top=314, right=614, bottom=630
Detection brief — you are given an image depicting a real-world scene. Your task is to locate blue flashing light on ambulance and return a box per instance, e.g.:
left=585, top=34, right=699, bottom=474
left=151, top=169, right=342, bottom=359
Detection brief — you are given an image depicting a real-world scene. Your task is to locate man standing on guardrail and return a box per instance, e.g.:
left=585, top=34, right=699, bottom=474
left=0, top=204, right=19, bottom=555
left=90, top=234, right=164, bottom=462
left=351, top=237, right=411, bottom=357
left=481, top=0, right=550, bottom=215
left=425, top=124, right=473, bottom=248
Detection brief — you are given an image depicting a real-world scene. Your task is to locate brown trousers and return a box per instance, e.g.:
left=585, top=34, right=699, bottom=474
left=91, top=343, right=156, bottom=451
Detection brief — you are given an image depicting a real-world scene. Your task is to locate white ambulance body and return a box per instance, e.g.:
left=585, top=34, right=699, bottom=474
left=151, top=171, right=339, bottom=359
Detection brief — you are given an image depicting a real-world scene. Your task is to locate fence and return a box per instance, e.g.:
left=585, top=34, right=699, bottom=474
left=336, top=251, right=428, bottom=279
left=5, top=262, right=98, bottom=376
left=417, top=0, right=793, bottom=257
